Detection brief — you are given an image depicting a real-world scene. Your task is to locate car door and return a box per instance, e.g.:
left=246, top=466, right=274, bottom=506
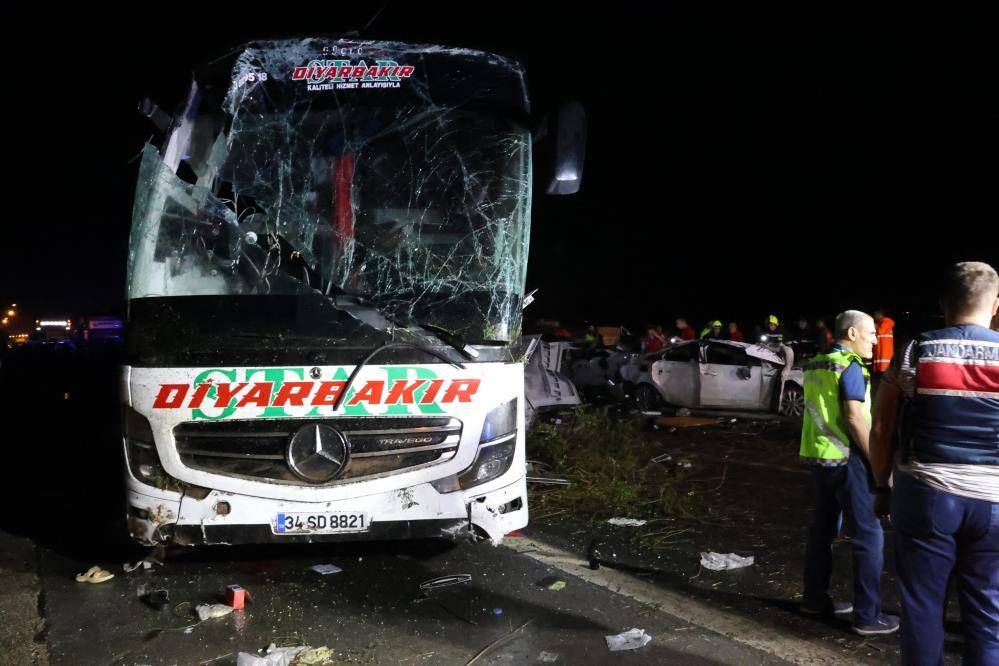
left=650, top=342, right=699, bottom=406
left=699, top=342, right=765, bottom=409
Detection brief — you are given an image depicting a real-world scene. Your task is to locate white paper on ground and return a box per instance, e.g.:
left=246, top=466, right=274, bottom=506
left=699, top=551, right=754, bottom=571
left=309, top=564, right=343, bottom=575
left=605, top=628, right=652, bottom=651
left=606, top=517, right=648, bottom=527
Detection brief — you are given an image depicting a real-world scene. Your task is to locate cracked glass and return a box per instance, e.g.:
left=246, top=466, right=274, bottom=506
left=127, top=39, right=532, bottom=358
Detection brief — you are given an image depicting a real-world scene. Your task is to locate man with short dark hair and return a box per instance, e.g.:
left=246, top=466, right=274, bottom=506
left=871, top=261, right=999, bottom=664
left=800, top=309, right=899, bottom=635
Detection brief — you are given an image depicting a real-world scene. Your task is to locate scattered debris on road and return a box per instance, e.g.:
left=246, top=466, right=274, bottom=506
left=605, top=627, right=652, bottom=651
left=537, top=576, right=566, bottom=591
left=195, top=604, right=233, bottom=621
left=138, top=586, right=170, bottom=611
left=538, top=651, right=560, bottom=663
left=607, top=517, right=648, bottom=527
left=656, top=416, right=722, bottom=428
left=123, top=556, right=162, bottom=573
left=225, top=584, right=251, bottom=609
left=466, top=619, right=533, bottom=665
left=699, top=552, right=755, bottom=571
left=308, top=564, right=343, bottom=576
left=419, top=574, right=472, bottom=591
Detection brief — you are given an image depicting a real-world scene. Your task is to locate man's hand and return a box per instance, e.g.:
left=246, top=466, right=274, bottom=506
left=844, top=399, right=871, bottom=459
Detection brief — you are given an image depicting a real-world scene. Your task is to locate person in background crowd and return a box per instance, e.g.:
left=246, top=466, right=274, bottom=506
left=676, top=318, right=696, bottom=341
left=790, top=317, right=817, bottom=358
left=758, top=314, right=785, bottom=343
left=871, top=308, right=895, bottom=383
left=800, top=310, right=898, bottom=636
left=641, top=325, right=666, bottom=353
left=815, top=318, right=834, bottom=353
left=728, top=321, right=745, bottom=342
left=871, top=262, right=999, bottom=663
left=700, top=320, right=724, bottom=339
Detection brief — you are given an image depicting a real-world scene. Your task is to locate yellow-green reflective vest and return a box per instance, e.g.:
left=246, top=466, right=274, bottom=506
left=799, top=348, right=871, bottom=460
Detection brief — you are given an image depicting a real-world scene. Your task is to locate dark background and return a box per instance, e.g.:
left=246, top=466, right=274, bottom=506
left=1, top=4, right=996, bottom=334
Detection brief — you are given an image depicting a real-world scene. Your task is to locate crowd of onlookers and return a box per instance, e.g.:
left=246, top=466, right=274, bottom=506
left=636, top=314, right=845, bottom=358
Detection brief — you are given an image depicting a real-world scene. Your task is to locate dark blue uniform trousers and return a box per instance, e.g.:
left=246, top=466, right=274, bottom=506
left=803, top=451, right=884, bottom=626
left=893, top=472, right=999, bottom=665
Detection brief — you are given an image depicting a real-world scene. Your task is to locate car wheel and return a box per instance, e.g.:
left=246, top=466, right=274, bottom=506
left=634, top=384, right=658, bottom=412
left=780, top=384, right=804, bottom=418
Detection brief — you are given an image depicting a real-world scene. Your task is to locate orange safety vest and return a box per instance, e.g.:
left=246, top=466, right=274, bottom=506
left=873, top=317, right=895, bottom=372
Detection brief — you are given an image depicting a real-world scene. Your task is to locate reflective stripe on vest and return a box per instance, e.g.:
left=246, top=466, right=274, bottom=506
left=910, top=326, right=999, bottom=465
left=800, top=349, right=871, bottom=461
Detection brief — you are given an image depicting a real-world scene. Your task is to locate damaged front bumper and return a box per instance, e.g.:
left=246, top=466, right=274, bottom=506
left=126, top=475, right=527, bottom=547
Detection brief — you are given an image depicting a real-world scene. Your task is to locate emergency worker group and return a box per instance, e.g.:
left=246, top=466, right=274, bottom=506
left=799, top=261, right=999, bottom=664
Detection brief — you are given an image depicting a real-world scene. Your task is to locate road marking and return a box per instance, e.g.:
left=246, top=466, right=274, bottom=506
left=507, top=536, right=849, bottom=665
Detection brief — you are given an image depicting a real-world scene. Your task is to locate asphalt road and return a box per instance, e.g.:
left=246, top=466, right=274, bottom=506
left=7, top=529, right=793, bottom=665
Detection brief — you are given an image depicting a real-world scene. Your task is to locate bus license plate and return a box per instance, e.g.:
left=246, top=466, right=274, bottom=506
left=273, top=512, right=368, bottom=535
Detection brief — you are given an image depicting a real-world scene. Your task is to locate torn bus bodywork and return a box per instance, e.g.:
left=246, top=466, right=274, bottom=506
left=121, top=38, right=583, bottom=546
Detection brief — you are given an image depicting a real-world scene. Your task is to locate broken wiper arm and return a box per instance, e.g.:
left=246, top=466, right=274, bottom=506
left=415, top=323, right=480, bottom=362
left=332, top=342, right=465, bottom=413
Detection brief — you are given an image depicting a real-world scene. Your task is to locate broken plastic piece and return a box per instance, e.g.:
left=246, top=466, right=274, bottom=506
left=236, top=644, right=306, bottom=666
left=419, top=574, right=471, bottom=590
left=538, top=652, right=560, bottom=663
left=605, top=628, right=652, bottom=651
left=606, top=518, right=647, bottom=527
left=537, top=576, right=566, bottom=591
left=699, top=552, right=754, bottom=571
left=124, top=555, right=163, bottom=573
left=196, top=603, right=234, bottom=621
left=650, top=453, right=673, bottom=464
left=309, top=564, right=343, bottom=575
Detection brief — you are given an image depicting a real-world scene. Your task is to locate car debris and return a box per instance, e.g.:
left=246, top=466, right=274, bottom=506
left=308, top=564, right=343, bottom=575
left=466, top=619, right=533, bottom=665
left=537, top=576, right=566, bottom=591
left=655, top=416, right=721, bottom=428
left=605, top=628, right=652, bottom=651
left=195, top=604, right=233, bottom=621
left=699, top=552, right=755, bottom=571
left=225, top=584, right=251, bottom=610
left=420, top=574, right=472, bottom=591
left=75, top=565, right=114, bottom=584
left=236, top=643, right=306, bottom=666
left=526, top=476, right=571, bottom=486
left=537, top=652, right=560, bottom=663
left=606, top=517, right=647, bottom=527
left=138, top=586, right=170, bottom=611
left=123, top=555, right=163, bottom=573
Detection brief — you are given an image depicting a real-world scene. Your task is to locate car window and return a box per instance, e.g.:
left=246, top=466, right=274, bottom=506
left=662, top=343, right=698, bottom=362
left=704, top=343, right=761, bottom=366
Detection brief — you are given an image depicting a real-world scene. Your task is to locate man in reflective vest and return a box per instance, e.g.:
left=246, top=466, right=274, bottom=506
left=870, top=261, right=999, bottom=664
left=800, top=309, right=899, bottom=635
left=872, top=308, right=895, bottom=376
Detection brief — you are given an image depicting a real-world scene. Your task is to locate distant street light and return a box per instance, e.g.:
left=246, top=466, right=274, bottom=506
left=5, top=310, right=14, bottom=317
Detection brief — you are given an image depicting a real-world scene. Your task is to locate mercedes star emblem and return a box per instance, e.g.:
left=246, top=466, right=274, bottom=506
left=287, top=424, right=349, bottom=483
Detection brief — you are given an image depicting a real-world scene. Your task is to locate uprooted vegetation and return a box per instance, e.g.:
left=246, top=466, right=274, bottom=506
left=527, top=408, right=696, bottom=523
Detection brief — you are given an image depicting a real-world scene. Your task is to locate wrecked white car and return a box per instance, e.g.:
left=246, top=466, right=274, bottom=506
left=619, top=340, right=804, bottom=417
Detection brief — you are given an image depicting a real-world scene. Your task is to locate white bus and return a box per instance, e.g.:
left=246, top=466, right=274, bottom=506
left=122, top=38, right=584, bottom=546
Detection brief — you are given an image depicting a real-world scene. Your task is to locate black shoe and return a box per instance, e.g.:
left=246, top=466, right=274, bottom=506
left=853, top=613, right=900, bottom=636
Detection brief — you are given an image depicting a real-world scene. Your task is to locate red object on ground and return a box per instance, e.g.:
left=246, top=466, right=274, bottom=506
left=225, top=584, right=248, bottom=610
left=505, top=531, right=525, bottom=537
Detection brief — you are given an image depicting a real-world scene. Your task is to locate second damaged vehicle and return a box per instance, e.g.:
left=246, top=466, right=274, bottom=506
left=122, top=38, right=584, bottom=546
left=619, top=339, right=804, bottom=417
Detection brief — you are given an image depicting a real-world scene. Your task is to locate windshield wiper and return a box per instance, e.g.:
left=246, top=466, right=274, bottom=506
left=414, top=323, right=480, bottom=362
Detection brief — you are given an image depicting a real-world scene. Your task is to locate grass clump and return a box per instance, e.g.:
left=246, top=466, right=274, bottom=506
left=527, top=407, right=691, bottom=522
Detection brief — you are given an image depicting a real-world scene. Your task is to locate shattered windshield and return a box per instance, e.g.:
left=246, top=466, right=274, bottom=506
left=127, top=39, right=532, bottom=356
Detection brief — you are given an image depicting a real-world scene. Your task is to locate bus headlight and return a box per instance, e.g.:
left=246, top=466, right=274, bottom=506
left=122, top=407, right=179, bottom=491
left=432, top=399, right=518, bottom=493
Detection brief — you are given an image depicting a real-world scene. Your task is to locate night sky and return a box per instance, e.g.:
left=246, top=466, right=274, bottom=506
left=2, top=5, right=997, bottom=335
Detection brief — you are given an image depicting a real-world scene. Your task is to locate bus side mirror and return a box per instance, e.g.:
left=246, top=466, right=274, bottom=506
left=544, top=101, right=587, bottom=195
